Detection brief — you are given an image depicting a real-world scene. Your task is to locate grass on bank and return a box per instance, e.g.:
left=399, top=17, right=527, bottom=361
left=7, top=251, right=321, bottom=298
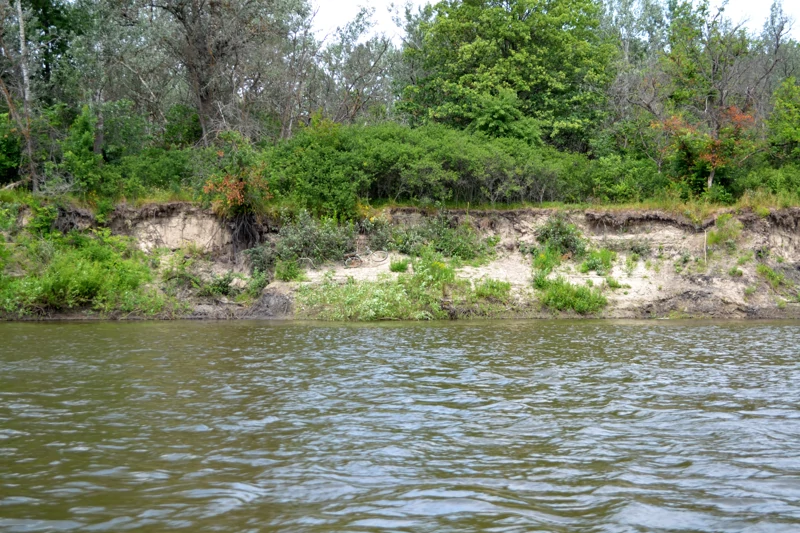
left=295, top=248, right=515, bottom=321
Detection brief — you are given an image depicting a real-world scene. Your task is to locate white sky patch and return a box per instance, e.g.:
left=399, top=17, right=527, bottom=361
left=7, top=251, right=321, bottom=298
left=312, top=0, right=800, bottom=42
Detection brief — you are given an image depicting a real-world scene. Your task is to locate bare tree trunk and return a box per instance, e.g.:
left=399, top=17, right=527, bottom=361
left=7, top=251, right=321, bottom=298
left=707, top=167, right=715, bottom=190
left=15, top=0, right=38, bottom=192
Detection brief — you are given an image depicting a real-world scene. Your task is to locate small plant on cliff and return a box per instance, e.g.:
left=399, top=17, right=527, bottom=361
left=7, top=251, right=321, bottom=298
left=757, top=264, right=784, bottom=290
left=535, top=216, right=586, bottom=257
left=579, top=249, right=616, bottom=275
left=707, top=214, right=742, bottom=252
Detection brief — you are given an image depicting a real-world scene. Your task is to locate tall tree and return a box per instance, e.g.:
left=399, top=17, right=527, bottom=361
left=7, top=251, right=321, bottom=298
left=398, top=0, right=615, bottom=149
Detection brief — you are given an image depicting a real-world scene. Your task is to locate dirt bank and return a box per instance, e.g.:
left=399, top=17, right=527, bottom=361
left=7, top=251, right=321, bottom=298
left=12, top=204, right=800, bottom=320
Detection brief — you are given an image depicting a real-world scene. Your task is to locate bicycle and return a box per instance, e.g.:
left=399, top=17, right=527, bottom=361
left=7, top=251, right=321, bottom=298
left=344, top=247, right=389, bottom=268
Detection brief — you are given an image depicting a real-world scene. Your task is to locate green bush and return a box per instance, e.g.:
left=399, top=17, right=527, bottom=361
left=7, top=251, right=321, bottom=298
left=474, top=278, right=511, bottom=302
left=531, top=244, right=562, bottom=276
left=708, top=214, right=743, bottom=250
left=535, top=216, right=586, bottom=256
left=274, top=259, right=305, bottom=281
left=536, top=277, right=607, bottom=314
left=274, top=210, right=357, bottom=263
left=198, top=272, right=237, bottom=297
left=0, top=229, right=166, bottom=316
left=757, top=264, right=784, bottom=289
left=390, top=258, right=410, bottom=272
left=579, top=249, right=616, bottom=275
left=390, top=211, right=495, bottom=260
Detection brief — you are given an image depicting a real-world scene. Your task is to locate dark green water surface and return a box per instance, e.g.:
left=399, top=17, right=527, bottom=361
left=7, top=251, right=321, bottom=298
left=1, top=320, right=800, bottom=532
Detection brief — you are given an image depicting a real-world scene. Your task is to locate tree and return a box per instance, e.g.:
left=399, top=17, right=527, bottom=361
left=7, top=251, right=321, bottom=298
left=398, top=0, right=615, bottom=149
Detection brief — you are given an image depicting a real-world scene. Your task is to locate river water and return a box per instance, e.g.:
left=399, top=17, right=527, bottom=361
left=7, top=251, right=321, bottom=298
left=1, top=321, right=800, bottom=532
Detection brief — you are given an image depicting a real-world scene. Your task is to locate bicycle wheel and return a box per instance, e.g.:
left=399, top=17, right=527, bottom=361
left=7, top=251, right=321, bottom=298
left=369, top=250, right=389, bottom=263
left=344, top=256, right=363, bottom=268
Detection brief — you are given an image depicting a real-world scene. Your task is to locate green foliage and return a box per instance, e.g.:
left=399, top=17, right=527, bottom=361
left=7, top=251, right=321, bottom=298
left=535, top=216, right=586, bottom=256
left=579, top=249, right=617, bottom=275
left=474, top=278, right=511, bottom=302
left=268, top=118, right=367, bottom=218
left=246, top=269, right=270, bottom=298
left=197, top=272, right=237, bottom=297
left=757, top=264, right=784, bottom=290
left=274, top=259, right=305, bottom=282
left=605, top=277, right=623, bottom=289
left=0, top=229, right=167, bottom=316
left=728, top=266, right=743, bottom=277
left=200, top=132, right=272, bottom=216
left=296, top=250, right=513, bottom=321
left=400, top=0, right=614, bottom=148
left=531, top=245, right=562, bottom=276
left=274, top=210, right=357, bottom=263
left=390, top=258, right=410, bottom=272
left=0, top=114, right=21, bottom=185
left=164, top=105, right=203, bottom=148
left=390, top=211, right=495, bottom=261
left=707, top=213, right=742, bottom=250
left=536, top=277, right=607, bottom=314
left=768, top=78, right=800, bottom=164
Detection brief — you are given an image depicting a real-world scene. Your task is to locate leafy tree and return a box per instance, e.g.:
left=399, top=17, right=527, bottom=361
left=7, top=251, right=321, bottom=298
left=768, top=77, right=800, bottom=163
left=399, top=0, right=614, bottom=149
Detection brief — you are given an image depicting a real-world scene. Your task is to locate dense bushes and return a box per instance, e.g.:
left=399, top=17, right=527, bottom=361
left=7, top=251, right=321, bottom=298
left=0, top=225, right=170, bottom=317
left=6, top=101, right=800, bottom=218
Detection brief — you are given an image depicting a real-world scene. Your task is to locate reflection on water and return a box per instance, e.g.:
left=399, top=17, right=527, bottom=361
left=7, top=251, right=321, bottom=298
left=1, top=320, right=800, bottom=532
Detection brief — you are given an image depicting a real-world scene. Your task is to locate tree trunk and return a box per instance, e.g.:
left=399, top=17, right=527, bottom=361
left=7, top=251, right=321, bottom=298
left=15, top=0, right=38, bottom=192
left=707, top=167, right=715, bottom=190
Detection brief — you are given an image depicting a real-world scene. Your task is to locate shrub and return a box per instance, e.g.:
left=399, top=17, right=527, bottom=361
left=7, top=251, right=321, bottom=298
left=757, top=264, right=784, bottom=289
left=274, top=210, right=357, bottom=263
left=531, top=244, right=561, bottom=275
left=579, top=249, right=616, bottom=275
left=390, top=258, right=410, bottom=272
left=536, top=277, right=607, bottom=314
left=535, top=216, right=586, bottom=256
left=391, top=211, right=496, bottom=261
left=474, top=278, right=511, bottom=302
left=274, top=259, right=305, bottom=281
left=197, top=272, right=237, bottom=297
left=0, top=229, right=166, bottom=316
left=708, top=213, right=742, bottom=250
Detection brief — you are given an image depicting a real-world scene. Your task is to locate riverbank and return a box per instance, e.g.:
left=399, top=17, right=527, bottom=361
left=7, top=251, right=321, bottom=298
left=2, top=200, right=800, bottom=320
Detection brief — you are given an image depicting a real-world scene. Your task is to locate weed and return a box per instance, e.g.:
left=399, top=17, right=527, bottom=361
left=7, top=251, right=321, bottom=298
left=625, top=254, right=640, bottom=275
left=532, top=244, right=562, bottom=276
left=197, top=272, right=237, bottom=297
left=728, top=266, right=743, bottom=277
left=606, top=277, right=623, bottom=289
left=246, top=269, right=270, bottom=298
left=579, top=249, right=616, bottom=275
left=390, top=258, right=410, bottom=272
left=744, top=285, right=757, bottom=297
left=536, top=277, right=607, bottom=314
left=629, top=240, right=651, bottom=257
left=707, top=214, right=742, bottom=252
left=474, top=278, right=511, bottom=302
left=757, top=264, right=784, bottom=290
left=535, top=216, right=586, bottom=256
left=274, top=259, right=306, bottom=282
left=737, top=251, right=753, bottom=265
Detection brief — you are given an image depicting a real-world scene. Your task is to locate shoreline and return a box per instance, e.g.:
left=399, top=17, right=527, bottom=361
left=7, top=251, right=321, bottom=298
left=3, top=203, right=800, bottom=322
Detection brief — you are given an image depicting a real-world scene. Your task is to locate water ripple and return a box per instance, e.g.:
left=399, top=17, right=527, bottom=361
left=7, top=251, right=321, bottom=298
left=1, top=320, right=800, bottom=531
